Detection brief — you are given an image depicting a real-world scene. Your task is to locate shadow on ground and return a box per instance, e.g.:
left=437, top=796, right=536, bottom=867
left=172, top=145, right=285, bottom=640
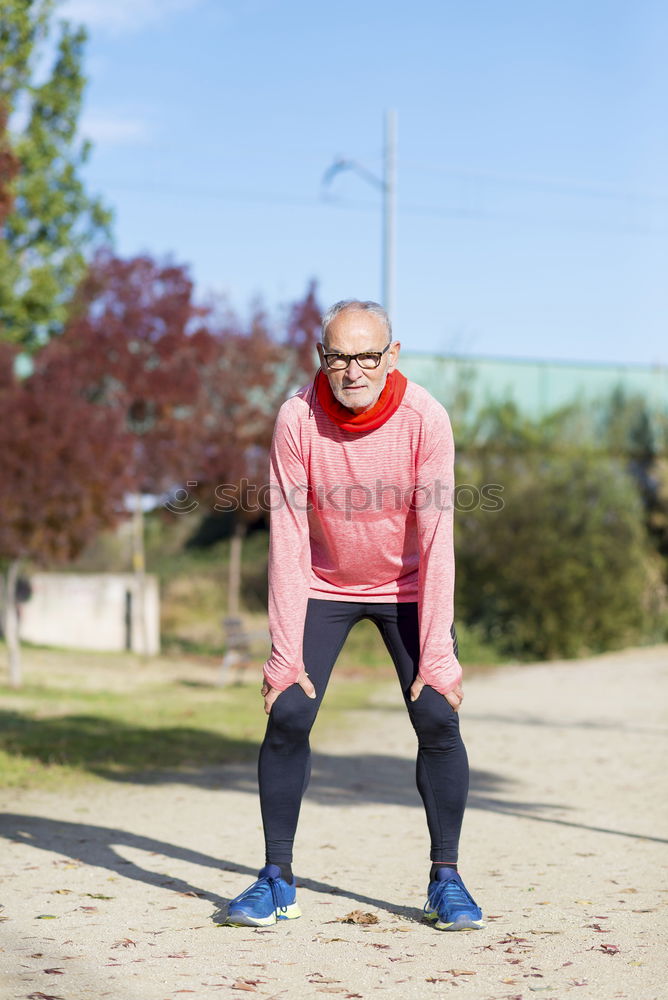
left=1, top=740, right=663, bottom=934
left=0, top=812, right=431, bottom=924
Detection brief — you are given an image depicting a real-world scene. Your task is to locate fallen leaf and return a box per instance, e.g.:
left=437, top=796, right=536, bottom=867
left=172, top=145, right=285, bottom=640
left=366, top=942, right=390, bottom=949
left=27, top=994, right=66, bottom=1000
left=35, top=915, right=58, bottom=920
left=84, top=893, right=114, bottom=900
left=340, top=910, right=379, bottom=925
left=78, top=906, right=97, bottom=912
left=599, top=943, right=620, bottom=955
left=43, top=969, right=65, bottom=975
left=232, top=983, right=257, bottom=992
left=426, top=978, right=450, bottom=983
left=111, top=938, right=136, bottom=949
left=446, top=970, right=476, bottom=976
left=50, top=890, right=72, bottom=895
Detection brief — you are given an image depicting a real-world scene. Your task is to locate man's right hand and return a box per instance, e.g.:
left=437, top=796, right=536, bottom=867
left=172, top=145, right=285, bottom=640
left=261, top=669, right=317, bottom=715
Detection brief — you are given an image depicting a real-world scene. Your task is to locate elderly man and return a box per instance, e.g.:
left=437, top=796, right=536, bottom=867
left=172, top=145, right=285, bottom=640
left=227, top=300, right=483, bottom=931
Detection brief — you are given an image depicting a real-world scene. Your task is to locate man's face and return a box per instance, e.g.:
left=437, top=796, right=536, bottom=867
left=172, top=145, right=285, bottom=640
left=317, top=309, right=401, bottom=414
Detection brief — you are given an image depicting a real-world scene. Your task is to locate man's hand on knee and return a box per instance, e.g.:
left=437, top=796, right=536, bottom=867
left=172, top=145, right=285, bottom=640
left=261, top=669, right=317, bottom=715
left=444, top=683, right=464, bottom=712
left=410, top=676, right=464, bottom=712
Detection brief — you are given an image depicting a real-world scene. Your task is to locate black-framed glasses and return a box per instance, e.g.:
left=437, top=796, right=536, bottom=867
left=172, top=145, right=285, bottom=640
left=322, top=343, right=390, bottom=370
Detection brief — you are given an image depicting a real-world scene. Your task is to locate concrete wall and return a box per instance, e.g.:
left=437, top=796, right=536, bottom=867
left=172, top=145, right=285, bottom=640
left=19, top=573, right=160, bottom=655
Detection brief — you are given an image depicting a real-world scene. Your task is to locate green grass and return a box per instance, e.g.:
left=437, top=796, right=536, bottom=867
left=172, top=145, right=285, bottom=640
left=0, top=620, right=503, bottom=791
left=1, top=513, right=507, bottom=791
left=0, top=644, right=379, bottom=791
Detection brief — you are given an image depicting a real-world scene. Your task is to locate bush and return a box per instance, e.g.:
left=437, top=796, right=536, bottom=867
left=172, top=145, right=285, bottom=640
left=456, top=452, right=666, bottom=659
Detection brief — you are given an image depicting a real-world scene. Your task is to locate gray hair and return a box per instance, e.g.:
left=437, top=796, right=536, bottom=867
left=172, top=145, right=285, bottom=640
left=321, top=299, right=392, bottom=346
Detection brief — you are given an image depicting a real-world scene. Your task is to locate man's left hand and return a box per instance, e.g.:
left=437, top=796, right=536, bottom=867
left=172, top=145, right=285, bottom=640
left=410, top=676, right=464, bottom=712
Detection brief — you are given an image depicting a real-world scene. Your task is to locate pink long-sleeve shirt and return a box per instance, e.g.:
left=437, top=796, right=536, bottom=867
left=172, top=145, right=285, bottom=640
left=262, top=377, right=462, bottom=697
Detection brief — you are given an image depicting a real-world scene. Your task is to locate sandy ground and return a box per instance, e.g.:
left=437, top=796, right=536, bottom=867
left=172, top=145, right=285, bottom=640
left=0, top=645, right=666, bottom=1000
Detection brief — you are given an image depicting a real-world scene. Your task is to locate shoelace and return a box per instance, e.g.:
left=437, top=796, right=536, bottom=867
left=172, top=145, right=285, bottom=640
left=237, top=875, right=288, bottom=916
left=425, top=876, right=474, bottom=915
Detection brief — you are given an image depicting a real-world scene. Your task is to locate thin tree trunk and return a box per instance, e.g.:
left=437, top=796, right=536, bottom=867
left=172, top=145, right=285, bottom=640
left=132, top=496, right=149, bottom=657
left=228, top=521, right=246, bottom=617
left=5, top=559, right=22, bottom=689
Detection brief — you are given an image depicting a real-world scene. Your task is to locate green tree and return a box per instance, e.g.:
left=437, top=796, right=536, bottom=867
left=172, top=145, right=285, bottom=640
left=455, top=401, right=666, bottom=659
left=0, top=0, right=110, bottom=352
left=596, top=388, right=668, bottom=561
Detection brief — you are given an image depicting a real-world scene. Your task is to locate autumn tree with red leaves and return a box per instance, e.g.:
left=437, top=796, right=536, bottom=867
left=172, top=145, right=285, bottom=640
left=194, top=284, right=322, bottom=614
left=31, top=250, right=219, bottom=657
left=0, top=354, right=133, bottom=687
left=35, top=249, right=217, bottom=493
left=0, top=234, right=322, bottom=677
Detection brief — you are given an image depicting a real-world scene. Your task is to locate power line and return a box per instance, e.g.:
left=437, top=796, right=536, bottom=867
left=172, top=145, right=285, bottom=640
left=87, top=177, right=667, bottom=238
left=399, top=160, right=668, bottom=205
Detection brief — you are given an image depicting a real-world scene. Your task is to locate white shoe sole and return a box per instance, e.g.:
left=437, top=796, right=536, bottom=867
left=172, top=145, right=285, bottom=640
left=226, top=902, right=302, bottom=926
left=424, top=909, right=484, bottom=931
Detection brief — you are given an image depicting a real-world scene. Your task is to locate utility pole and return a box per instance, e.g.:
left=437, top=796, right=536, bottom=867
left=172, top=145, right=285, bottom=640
left=322, top=110, right=398, bottom=319
left=383, top=109, right=397, bottom=322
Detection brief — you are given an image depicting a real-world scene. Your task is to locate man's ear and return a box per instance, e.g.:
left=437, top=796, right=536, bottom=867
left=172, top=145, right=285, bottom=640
left=387, top=340, right=401, bottom=372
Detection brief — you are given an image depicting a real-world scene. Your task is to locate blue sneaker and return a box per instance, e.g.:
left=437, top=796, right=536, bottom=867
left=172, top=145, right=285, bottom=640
left=423, top=867, right=484, bottom=931
left=226, top=864, right=301, bottom=926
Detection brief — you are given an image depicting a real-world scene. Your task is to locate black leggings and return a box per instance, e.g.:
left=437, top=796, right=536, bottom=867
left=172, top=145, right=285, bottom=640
left=258, top=599, right=469, bottom=867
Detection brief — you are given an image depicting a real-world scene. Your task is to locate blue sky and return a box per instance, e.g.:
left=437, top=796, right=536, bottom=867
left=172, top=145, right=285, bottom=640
left=59, top=0, right=666, bottom=364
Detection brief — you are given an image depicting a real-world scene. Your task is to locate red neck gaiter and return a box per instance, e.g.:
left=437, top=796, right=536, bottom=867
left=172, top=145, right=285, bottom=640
left=313, top=368, right=408, bottom=433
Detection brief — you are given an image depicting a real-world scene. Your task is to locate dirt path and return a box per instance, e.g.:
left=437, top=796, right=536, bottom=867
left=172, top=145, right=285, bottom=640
left=1, top=645, right=666, bottom=1000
